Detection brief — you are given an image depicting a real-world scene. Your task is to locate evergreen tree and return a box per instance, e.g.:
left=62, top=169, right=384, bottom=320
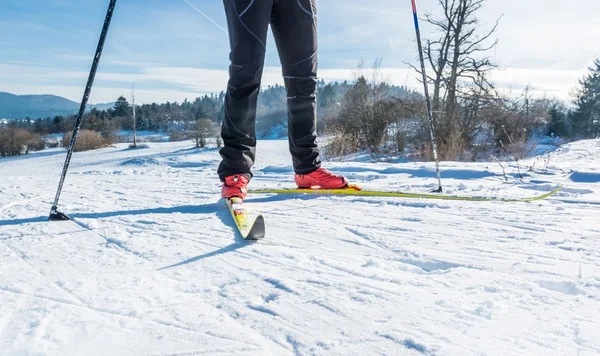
left=53, top=116, right=65, bottom=133
left=547, top=102, right=571, bottom=138
left=572, top=58, right=600, bottom=138
left=318, top=83, right=336, bottom=111
left=112, top=96, right=131, bottom=118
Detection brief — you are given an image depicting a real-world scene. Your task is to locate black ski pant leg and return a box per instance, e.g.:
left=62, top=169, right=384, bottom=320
left=218, top=0, right=273, bottom=181
left=271, top=0, right=322, bottom=175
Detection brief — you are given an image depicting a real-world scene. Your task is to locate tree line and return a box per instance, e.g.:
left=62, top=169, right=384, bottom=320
left=1, top=81, right=418, bottom=156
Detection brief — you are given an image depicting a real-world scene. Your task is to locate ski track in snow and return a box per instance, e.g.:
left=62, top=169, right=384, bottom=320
left=1, top=139, right=600, bottom=356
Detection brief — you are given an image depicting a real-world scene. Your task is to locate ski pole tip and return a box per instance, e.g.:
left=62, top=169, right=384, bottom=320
left=49, top=207, right=71, bottom=221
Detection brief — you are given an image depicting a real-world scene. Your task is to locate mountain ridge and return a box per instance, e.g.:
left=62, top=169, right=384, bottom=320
left=0, top=91, right=114, bottom=119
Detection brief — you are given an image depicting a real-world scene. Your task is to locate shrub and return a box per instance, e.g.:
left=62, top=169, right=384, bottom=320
left=62, top=130, right=106, bottom=152
left=325, top=62, right=419, bottom=157
left=128, top=143, right=149, bottom=149
left=28, top=134, right=46, bottom=151
left=169, top=130, right=187, bottom=142
left=504, top=141, right=536, bottom=161
left=0, top=127, right=35, bottom=157
left=191, top=119, right=217, bottom=148
left=323, top=129, right=361, bottom=160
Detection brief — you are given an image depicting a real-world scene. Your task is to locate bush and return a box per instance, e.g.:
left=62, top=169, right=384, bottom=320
left=190, top=119, right=217, bottom=148
left=128, top=143, right=149, bottom=149
left=504, top=141, right=536, bottom=161
left=100, top=129, right=118, bottom=145
left=394, top=130, right=407, bottom=153
left=324, top=61, right=419, bottom=157
left=324, top=129, right=361, bottom=159
left=62, top=130, right=106, bottom=152
left=440, top=128, right=469, bottom=161
left=0, top=127, right=36, bottom=157
left=169, top=130, right=187, bottom=142
left=28, top=134, right=46, bottom=151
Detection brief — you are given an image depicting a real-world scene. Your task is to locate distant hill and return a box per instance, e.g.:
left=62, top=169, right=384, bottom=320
left=0, top=92, right=114, bottom=120
left=92, top=102, right=116, bottom=111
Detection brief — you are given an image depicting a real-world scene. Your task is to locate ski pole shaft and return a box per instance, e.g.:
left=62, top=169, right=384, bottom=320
left=49, top=0, right=117, bottom=220
left=411, top=0, right=443, bottom=193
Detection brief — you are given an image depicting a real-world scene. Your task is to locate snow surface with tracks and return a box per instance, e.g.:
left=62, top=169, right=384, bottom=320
left=1, top=139, right=599, bottom=356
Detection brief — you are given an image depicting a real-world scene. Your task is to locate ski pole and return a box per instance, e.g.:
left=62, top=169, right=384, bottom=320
left=410, top=0, right=443, bottom=193
left=49, top=0, right=118, bottom=221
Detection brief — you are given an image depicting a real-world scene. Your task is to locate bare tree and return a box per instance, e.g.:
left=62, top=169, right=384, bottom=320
left=192, top=119, right=216, bottom=148
left=413, top=0, right=501, bottom=159
left=130, top=84, right=137, bottom=148
left=0, top=126, right=37, bottom=157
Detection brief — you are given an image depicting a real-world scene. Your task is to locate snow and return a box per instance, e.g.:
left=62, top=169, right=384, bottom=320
left=1, top=139, right=599, bottom=356
left=116, top=130, right=170, bottom=143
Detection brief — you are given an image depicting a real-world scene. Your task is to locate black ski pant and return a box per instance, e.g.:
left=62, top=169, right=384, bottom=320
left=218, top=0, right=321, bottom=181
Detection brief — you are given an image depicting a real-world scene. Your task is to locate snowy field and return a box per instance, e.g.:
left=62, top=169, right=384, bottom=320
left=1, top=139, right=599, bottom=356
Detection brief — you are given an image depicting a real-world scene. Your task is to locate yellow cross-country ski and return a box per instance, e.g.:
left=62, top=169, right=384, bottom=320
left=225, top=198, right=265, bottom=240
left=250, top=184, right=563, bottom=203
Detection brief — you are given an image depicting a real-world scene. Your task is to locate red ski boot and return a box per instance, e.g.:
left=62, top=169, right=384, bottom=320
left=221, top=174, right=249, bottom=200
left=295, top=168, right=349, bottom=189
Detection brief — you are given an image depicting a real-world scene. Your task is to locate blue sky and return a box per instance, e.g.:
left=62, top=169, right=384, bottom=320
left=0, top=0, right=599, bottom=104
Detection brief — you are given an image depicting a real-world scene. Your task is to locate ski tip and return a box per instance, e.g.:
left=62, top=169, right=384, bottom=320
left=246, top=215, right=265, bottom=240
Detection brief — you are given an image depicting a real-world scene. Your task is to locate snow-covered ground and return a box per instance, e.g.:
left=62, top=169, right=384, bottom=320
left=116, top=130, right=171, bottom=143
left=1, top=139, right=599, bottom=356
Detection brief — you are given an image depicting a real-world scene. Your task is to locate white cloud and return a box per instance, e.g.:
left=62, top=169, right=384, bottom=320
left=0, top=81, right=210, bottom=105
left=490, top=68, right=585, bottom=99
left=0, top=60, right=589, bottom=104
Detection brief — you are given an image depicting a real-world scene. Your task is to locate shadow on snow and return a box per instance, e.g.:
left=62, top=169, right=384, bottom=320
left=570, top=171, right=600, bottom=183
left=0, top=203, right=221, bottom=227
left=0, top=202, right=255, bottom=269
left=327, top=166, right=496, bottom=180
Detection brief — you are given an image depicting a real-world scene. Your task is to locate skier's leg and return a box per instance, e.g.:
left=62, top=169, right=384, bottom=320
left=218, top=0, right=273, bottom=181
left=270, top=0, right=321, bottom=175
